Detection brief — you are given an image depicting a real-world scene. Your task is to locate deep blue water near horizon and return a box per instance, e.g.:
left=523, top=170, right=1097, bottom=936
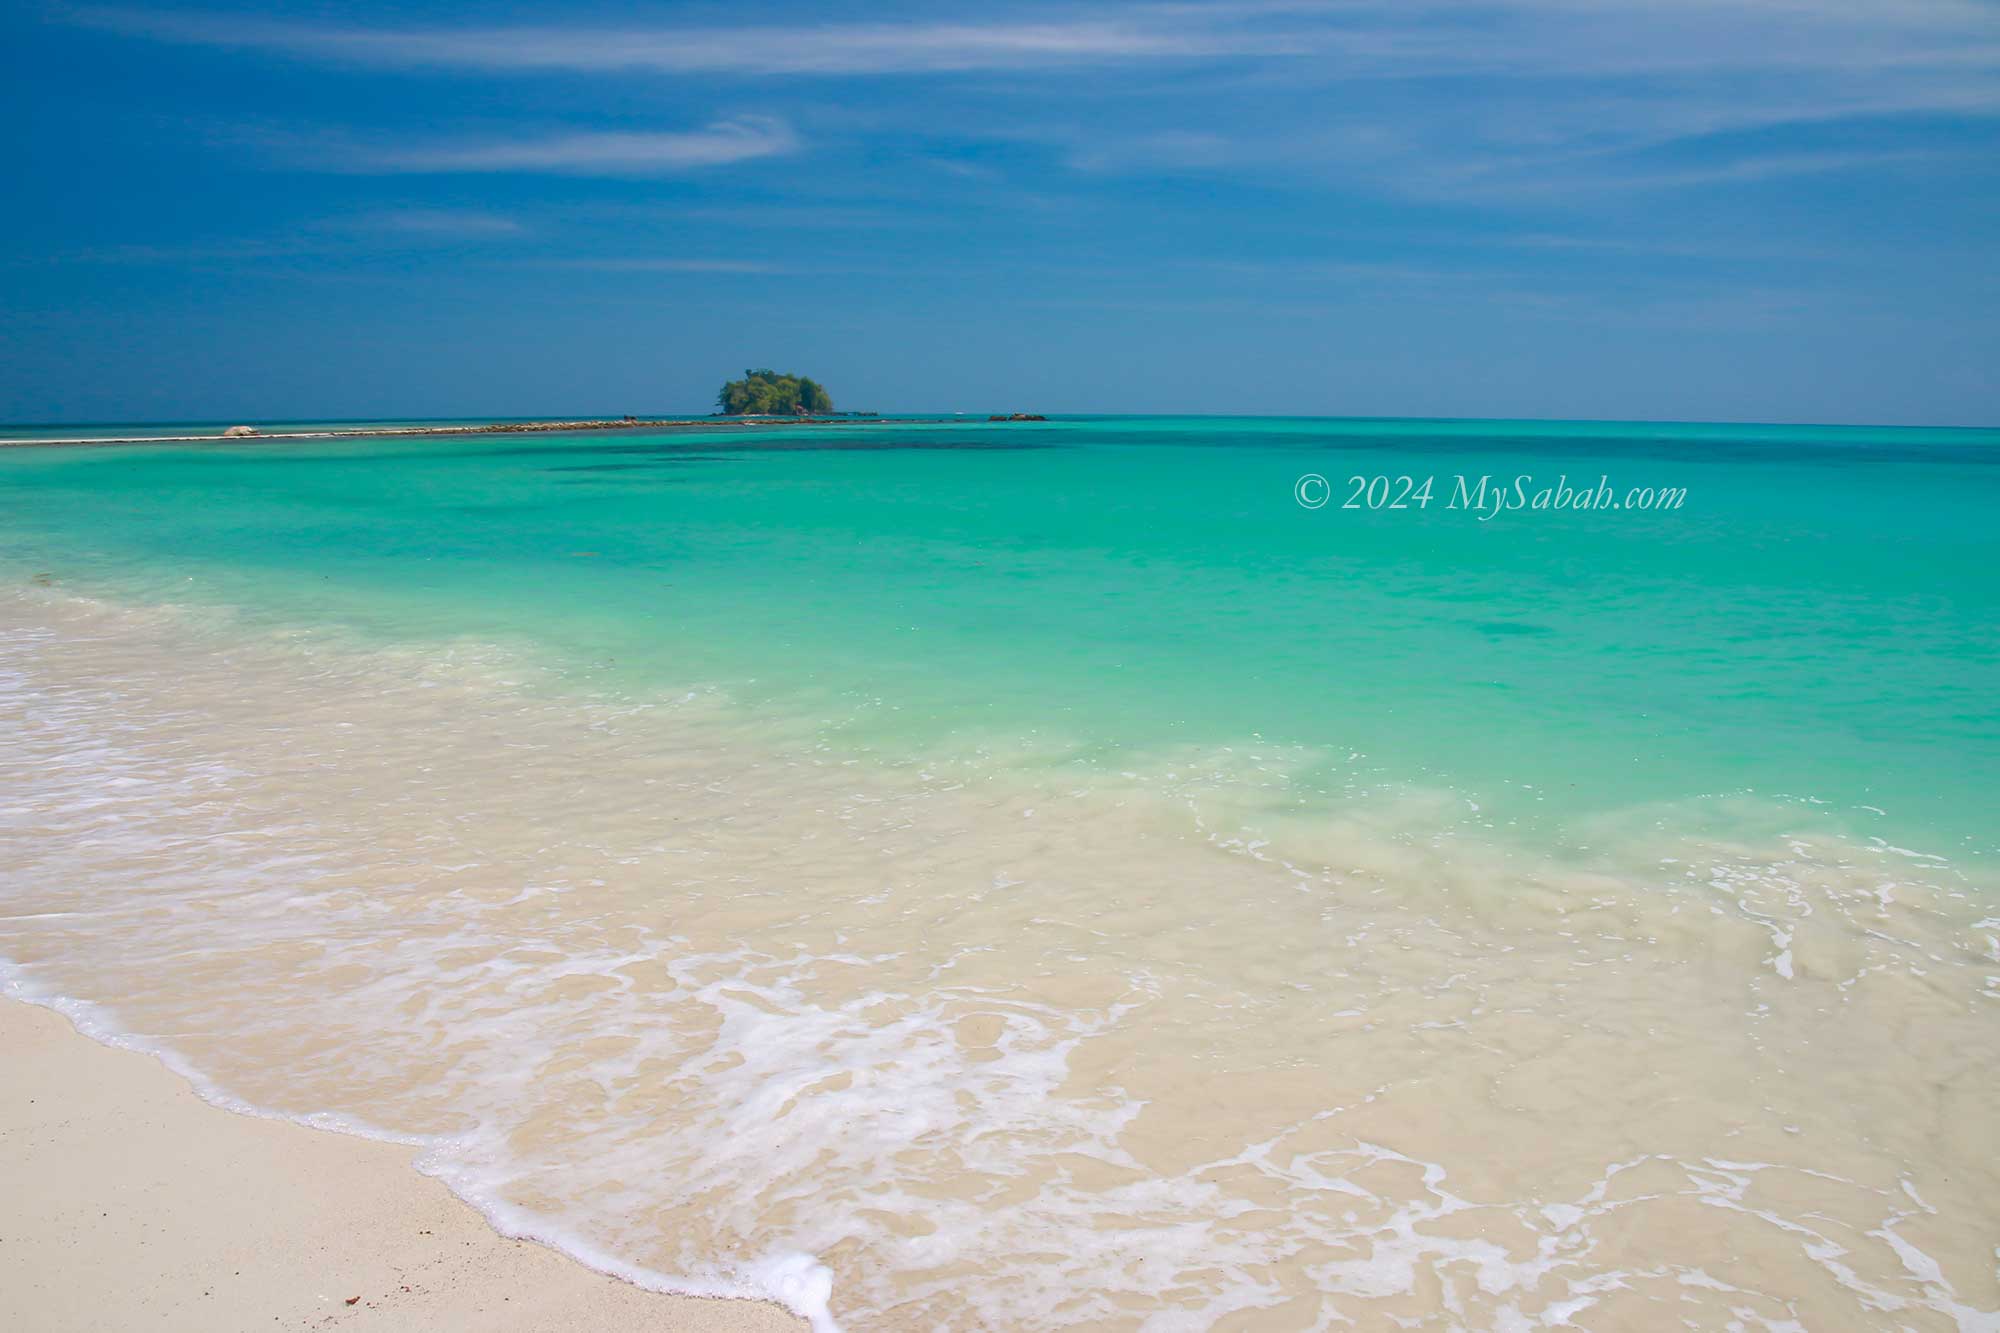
left=5, top=410, right=1997, bottom=437
left=3, top=413, right=1996, bottom=860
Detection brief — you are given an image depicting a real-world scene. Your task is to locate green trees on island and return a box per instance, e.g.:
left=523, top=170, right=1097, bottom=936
left=716, top=370, right=834, bottom=416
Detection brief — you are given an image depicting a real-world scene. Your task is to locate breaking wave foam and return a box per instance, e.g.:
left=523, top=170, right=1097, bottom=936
left=4, top=589, right=1998, bottom=1330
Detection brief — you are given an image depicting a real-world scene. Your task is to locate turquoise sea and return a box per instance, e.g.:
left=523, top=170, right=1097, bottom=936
left=2, top=415, right=1995, bottom=855
left=5, top=414, right=2000, bottom=1328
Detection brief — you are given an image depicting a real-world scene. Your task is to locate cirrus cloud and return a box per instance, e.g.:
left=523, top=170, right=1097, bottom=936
left=367, top=117, right=799, bottom=176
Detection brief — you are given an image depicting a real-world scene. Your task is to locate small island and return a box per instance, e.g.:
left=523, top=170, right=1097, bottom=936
left=717, top=369, right=834, bottom=416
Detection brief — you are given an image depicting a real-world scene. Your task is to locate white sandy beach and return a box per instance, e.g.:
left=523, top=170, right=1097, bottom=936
left=0, top=1000, right=805, bottom=1333
left=6, top=588, right=1998, bottom=1325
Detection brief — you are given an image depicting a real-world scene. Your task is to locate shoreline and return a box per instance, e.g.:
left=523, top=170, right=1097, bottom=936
left=0, top=417, right=884, bottom=448
left=0, top=997, right=809, bottom=1333
left=5, top=419, right=1998, bottom=1324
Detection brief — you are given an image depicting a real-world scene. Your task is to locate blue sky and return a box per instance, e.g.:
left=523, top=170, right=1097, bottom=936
left=2, top=1, right=1996, bottom=425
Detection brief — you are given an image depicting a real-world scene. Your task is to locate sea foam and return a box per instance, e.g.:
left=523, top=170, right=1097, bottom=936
left=4, top=589, right=1997, bottom=1329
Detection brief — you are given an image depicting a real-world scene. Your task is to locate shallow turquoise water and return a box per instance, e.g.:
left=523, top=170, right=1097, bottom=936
left=3, top=415, right=1995, bottom=854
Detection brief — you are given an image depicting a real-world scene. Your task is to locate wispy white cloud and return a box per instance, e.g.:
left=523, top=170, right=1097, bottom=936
left=1490, top=230, right=1840, bottom=262
left=674, top=204, right=927, bottom=230
left=51, top=209, right=528, bottom=264
left=71, top=7, right=1302, bottom=74
left=534, top=258, right=782, bottom=273
left=343, top=208, right=527, bottom=236
left=360, top=118, right=798, bottom=175
left=1520, top=146, right=1965, bottom=193
left=71, top=2, right=2000, bottom=85
left=67, top=2, right=2000, bottom=200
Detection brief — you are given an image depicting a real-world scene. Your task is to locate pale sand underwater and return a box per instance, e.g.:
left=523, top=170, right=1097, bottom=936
left=0, top=999, right=803, bottom=1333
left=4, top=588, right=1998, bottom=1329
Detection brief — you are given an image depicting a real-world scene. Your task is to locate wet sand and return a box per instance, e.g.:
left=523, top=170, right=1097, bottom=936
left=0, top=1000, right=806, bottom=1333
